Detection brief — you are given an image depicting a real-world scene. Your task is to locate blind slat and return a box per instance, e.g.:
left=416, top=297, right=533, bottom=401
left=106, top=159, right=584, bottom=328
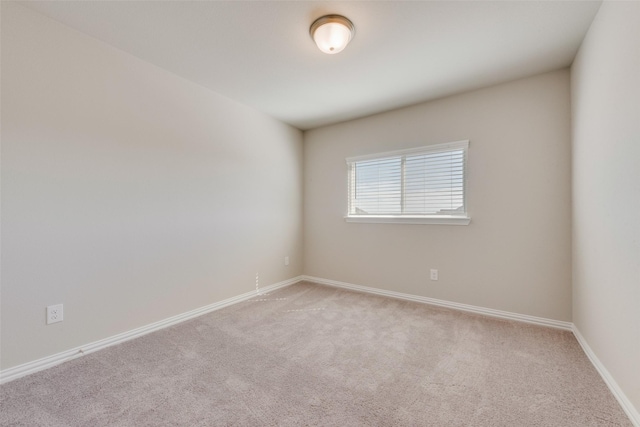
left=349, top=143, right=467, bottom=216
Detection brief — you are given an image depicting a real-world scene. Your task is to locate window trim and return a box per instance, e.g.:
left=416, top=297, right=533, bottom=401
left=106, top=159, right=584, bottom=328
left=344, top=215, right=471, bottom=225
left=345, top=140, right=470, bottom=225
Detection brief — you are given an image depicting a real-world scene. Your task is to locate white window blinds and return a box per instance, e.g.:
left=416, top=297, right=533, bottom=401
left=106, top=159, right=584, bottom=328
left=347, top=140, right=469, bottom=222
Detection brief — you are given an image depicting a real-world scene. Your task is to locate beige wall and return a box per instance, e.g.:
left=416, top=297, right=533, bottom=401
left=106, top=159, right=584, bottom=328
left=304, top=70, right=572, bottom=321
left=6, top=7, right=637, bottom=418
left=571, top=0, right=640, bottom=414
left=1, top=3, right=303, bottom=369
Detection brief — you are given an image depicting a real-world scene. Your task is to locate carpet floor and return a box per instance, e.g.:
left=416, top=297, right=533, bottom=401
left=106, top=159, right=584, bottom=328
left=0, top=281, right=632, bottom=426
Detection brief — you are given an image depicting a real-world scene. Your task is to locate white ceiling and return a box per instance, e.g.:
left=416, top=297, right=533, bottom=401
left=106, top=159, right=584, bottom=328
left=20, top=1, right=601, bottom=130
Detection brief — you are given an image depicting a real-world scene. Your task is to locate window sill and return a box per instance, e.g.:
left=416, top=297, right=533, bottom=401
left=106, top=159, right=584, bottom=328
left=344, top=215, right=471, bottom=225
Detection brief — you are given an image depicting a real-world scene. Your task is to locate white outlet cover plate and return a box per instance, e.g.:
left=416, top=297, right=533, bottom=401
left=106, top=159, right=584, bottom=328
left=47, top=304, right=64, bottom=324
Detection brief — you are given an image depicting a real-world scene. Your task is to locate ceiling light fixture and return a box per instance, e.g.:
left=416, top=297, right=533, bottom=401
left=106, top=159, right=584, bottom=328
left=309, top=15, right=355, bottom=54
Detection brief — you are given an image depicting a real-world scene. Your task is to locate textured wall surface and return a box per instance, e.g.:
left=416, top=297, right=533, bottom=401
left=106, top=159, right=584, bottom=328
left=571, top=0, right=640, bottom=415
left=304, top=70, right=572, bottom=322
left=1, top=3, right=303, bottom=369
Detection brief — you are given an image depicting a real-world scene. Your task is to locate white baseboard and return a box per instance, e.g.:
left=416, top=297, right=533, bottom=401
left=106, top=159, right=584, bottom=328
left=572, top=326, right=640, bottom=427
left=0, top=276, right=302, bottom=384
left=3, top=274, right=637, bottom=427
left=302, top=275, right=639, bottom=425
left=301, top=275, right=572, bottom=330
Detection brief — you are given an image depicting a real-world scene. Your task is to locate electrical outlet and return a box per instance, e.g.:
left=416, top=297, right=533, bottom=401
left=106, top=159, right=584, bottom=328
left=285, top=256, right=290, bottom=266
left=430, top=269, right=439, bottom=281
left=47, top=304, right=64, bottom=324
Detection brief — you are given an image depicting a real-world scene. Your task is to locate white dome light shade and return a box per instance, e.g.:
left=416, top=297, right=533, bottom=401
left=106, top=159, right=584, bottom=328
left=313, top=22, right=351, bottom=54
left=310, top=15, right=355, bottom=54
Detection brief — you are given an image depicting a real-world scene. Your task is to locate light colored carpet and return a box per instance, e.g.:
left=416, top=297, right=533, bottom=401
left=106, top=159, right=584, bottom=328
left=0, top=281, right=632, bottom=426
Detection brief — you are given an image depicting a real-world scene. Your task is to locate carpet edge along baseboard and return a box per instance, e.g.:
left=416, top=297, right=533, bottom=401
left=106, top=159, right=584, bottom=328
left=0, top=276, right=302, bottom=384
left=2, top=275, right=638, bottom=427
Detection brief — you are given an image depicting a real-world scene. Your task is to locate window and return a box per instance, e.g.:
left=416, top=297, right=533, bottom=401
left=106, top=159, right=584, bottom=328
left=346, top=140, right=470, bottom=225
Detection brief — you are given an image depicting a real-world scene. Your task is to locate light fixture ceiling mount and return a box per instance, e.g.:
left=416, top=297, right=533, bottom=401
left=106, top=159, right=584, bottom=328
left=309, top=14, right=355, bottom=55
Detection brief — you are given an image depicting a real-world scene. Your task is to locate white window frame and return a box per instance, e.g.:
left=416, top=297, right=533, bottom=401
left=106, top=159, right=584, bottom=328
left=345, top=140, right=470, bottom=225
